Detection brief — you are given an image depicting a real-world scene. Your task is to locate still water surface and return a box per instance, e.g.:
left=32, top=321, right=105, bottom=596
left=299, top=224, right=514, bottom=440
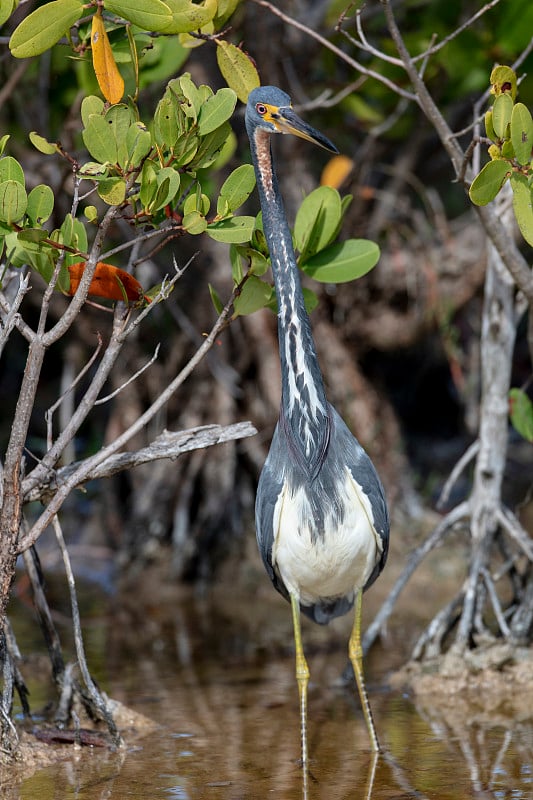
left=7, top=570, right=533, bottom=799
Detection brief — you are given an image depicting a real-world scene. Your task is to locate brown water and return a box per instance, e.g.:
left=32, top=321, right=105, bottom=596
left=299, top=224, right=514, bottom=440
left=6, top=568, right=533, bottom=800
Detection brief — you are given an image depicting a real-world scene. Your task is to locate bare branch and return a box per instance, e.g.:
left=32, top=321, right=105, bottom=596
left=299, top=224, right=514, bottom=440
left=23, top=305, right=131, bottom=497
left=25, top=422, right=257, bottom=504
left=409, top=0, right=504, bottom=64
left=52, top=516, right=122, bottom=746
left=252, top=0, right=417, bottom=102
left=380, top=0, right=533, bottom=305
left=18, top=292, right=241, bottom=551
left=0, top=60, right=30, bottom=108
left=363, top=501, right=470, bottom=653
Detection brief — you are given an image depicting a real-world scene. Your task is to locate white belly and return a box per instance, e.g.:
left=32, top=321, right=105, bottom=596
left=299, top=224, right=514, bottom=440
left=271, top=468, right=381, bottom=606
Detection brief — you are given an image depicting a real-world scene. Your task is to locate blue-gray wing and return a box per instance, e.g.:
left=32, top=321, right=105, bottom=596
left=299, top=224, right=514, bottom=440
left=254, top=423, right=290, bottom=601
left=329, top=406, right=390, bottom=591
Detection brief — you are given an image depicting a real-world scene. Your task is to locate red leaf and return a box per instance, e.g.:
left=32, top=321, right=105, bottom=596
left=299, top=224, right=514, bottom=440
left=68, top=262, right=150, bottom=304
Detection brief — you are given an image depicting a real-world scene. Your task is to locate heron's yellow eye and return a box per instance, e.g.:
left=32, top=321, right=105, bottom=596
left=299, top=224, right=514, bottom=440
left=256, top=103, right=267, bottom=115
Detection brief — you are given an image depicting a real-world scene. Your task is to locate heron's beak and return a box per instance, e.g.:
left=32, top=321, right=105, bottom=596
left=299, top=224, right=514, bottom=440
left=275, top=106, right=338, bottom=154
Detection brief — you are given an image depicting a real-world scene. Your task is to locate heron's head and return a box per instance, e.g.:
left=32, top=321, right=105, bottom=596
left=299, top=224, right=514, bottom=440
left=245, top=86, right=338, bottom=153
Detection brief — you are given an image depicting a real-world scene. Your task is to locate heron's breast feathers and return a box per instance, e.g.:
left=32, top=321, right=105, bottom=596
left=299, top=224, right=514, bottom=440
left=270, top=466, right=383, bottom=607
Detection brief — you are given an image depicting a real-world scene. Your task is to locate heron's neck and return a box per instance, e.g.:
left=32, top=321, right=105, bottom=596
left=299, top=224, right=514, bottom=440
left=252, top=130, right=329, bottom=473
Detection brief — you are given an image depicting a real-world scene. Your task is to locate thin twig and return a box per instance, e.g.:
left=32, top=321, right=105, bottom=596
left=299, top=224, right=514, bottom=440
left=436, top=440, right=479, bottom=510
left=412, top=592, right=464, bottom=660
left=45, top=334, right=103, bottom=446
left=497, top=507, right=533, bottom=560
left=480, top=566, right=511, bottom=637
left=95, top=344, right=160, bottom=405
left=101, top=222, right=180, bottom=261
left=0, top=272, right=32, bottom=354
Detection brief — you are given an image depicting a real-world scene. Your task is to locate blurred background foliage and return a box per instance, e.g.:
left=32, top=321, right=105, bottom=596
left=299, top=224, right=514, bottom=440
left=0, top=0, right=531, bottom=583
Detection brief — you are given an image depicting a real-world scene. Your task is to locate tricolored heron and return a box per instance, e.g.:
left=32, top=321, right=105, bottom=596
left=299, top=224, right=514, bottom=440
left=245, top=87, right=390, bottom=763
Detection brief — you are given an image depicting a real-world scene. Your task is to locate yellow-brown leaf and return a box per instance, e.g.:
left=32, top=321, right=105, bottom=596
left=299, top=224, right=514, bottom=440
left=91, top=13, right=124, bottom=105
left=320, top=155, right=353, bottom=189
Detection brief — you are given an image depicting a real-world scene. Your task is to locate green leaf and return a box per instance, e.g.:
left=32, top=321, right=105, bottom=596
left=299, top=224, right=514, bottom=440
left=509, top=172, right=533, bottom=247
left=26, top=185, right=54, bottom=225
left=103, top=0, right=173, bottom=31
left=215, top=40, right=260, bottom=104
left=0, top=156, right=25, bottom=186
left=490, top=65, right=517, bottom=101
left=235, top=245, right=269, bottom=277
left=209, top=283, right=224, bottom=315
left=189, top=122, right=230, bottom=169
left=218, top=164, right=256, bottom=214
left=0, top=181, right=27, bottom=224
left=302, top=287, right=318, bottom=314
left=29, top=132, right=59, bottom=155
left=0, top=0, right=16, bottom=27
left=54, top=216, right=88, bottom=269
left=82, top=114, right=118, bottom=164
left=233, top=275, right=272, bottom=316
left=294, top=186, right=342, bottom=262
left=492, top=93, right=513, bottom=140
left=81, top=95, right=105, bottom=128
left=484, top=110, right=497, bottom=143
left=79, top=161, right=108, bottom=177
left=214, top=0, right=240, bottom=26
left=59, top=212, right=74, bottom=247
left=125, top=122, right=153, bottom=168
left=501, top=139, right=515, bottom=160
left=9, top=0, right=83, bottom=58
left=97, top=177, right=127, bottom=205
left=509, top=388, right=533, bottom=443
left=197, top=88, right=237, bottom=136
left=301, top=239, right=379, bottom=283
left=17, top=228, right=49, bottom=244
left=163, top=0, right=218, bottom=34
left=182, top=210, right=207, bottom=234
left=154, top=95, right=181, bottom=149
left=206, top=215, right=256, bottom=243
left=0, top=136, right=10, bottom=158
left=510, top=103, right=533, bottom=166
left=105, top=105, right=135, bottom=168
left=84, top=205, right=98, bottom=223
left=149, top=167, right=180, bottom=211
left=469, top=159, right=510, bottom=206
left=178, top=73, right=201, bottom=119
left=183, top=190, right=209, bottom=216
left=140, top=161, right=158, bottom=209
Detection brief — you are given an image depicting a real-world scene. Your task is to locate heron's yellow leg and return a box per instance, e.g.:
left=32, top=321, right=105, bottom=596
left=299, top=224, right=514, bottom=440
left=290, top=593, right=310, bottom=771
left=349, top=589, right=380, bottom=752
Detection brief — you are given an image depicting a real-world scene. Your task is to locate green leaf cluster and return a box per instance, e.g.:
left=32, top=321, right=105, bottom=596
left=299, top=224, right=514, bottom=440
left=226, top=186, right=380, bottom=319
left=469, top=66, right=533, bottom=246
left=0, top=141, right=88, bottom=292
left=8, top=0, right=227, bottom=59
left=55, top=75, right=256, bottom=241
left=19, top=71, right=257, bottom=301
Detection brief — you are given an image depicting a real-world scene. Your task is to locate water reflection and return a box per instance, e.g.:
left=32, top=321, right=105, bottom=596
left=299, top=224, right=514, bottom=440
left=7, top=576, right=533, bottom=799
